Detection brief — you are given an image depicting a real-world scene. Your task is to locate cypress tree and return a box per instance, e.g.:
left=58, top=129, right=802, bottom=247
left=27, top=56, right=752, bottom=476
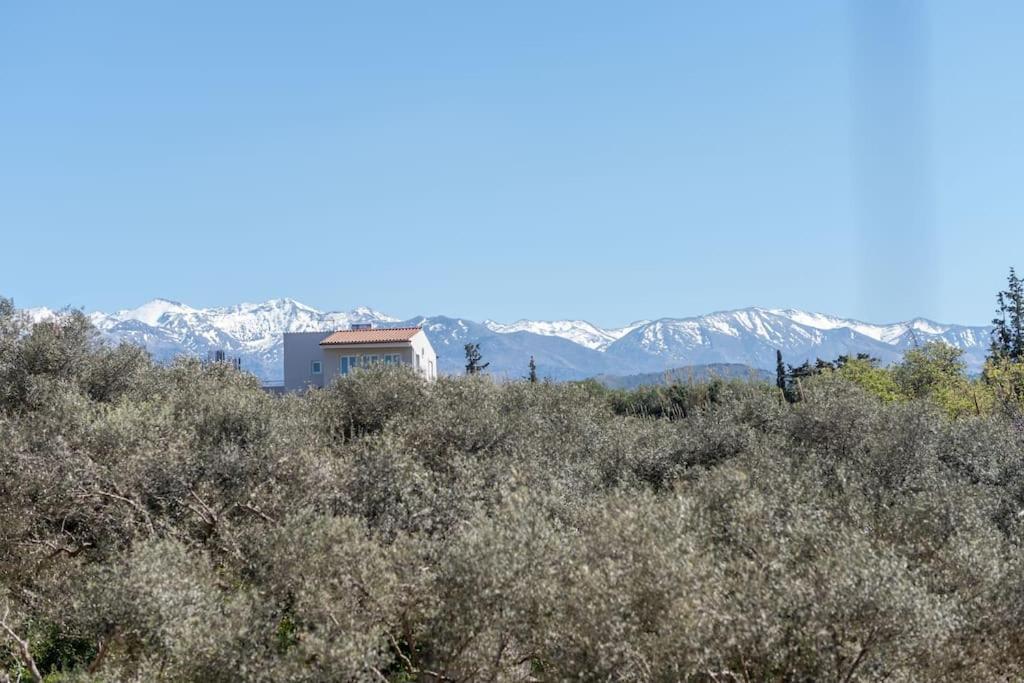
left=528, top=355, right=538, bottom=383
left=991, top=267, right=1024, bottom=362
left=775, top=349, right=787, bottom=392
left=1009, top=268, right=1024, bottom=360
left=992, top=291, right=1011, bottom=360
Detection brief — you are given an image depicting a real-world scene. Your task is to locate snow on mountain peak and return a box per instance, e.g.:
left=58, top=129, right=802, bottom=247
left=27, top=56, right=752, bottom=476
left=483, top=318, right=642, bottom=350
left=115, top=298, right=197, bottom=326
left=907, top=318, right=949, bottom=335
left=758, top=308, right=971, bottom=344
left=350, top=306, right=400, bottom=322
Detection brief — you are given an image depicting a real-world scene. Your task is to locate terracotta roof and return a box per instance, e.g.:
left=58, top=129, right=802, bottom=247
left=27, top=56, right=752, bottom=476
left=319, top=327, right=422, bottom=346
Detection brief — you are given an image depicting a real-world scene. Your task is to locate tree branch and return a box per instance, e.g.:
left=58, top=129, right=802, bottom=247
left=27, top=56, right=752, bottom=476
left=81, top=488, right=156, bottom=534
left=0, top=608, right=43, bottom=683
left=22, top=537, right=94, bottom=560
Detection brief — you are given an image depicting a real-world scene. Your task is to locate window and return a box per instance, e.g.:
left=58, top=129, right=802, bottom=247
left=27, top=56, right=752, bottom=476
left=428, top=360, right=434, bottom=378
left=342, top=354, right=400, bottom=373
left=340, top=356, right=358, bottom=375
left=310, top=360, right=322, bottom=375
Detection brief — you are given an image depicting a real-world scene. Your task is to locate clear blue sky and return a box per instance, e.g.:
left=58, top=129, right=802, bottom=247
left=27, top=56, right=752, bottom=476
left=2, top=2, right=1022, bottom=326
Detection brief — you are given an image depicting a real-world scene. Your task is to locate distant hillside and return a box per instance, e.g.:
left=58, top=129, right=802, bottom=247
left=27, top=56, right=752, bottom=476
left=593, top=364, right=773, bottom=390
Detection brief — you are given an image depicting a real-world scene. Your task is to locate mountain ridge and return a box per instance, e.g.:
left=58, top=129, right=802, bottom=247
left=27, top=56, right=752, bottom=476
left=24, top=299, right=994, bottom=382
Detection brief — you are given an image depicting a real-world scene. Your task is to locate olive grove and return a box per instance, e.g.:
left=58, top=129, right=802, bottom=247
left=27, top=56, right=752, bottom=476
left=2, top=299, right=1024, bottom=681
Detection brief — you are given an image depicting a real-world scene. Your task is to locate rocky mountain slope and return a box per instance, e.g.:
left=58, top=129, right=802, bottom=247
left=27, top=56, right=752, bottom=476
left=27, top=299, right=993, bottom=382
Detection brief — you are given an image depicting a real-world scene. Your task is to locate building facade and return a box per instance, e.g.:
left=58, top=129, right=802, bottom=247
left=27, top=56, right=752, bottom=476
left=283, top=326, right=437, bottom=392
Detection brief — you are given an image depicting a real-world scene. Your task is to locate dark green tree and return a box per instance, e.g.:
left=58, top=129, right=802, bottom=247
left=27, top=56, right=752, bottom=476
left=782, top=360, right=826, bottom=403
left=991, top=267, right=1024, bottom=361
left=528, top=356, right=538, bottom=383
left=787, top=361, right=813, bottom=381
left=834, top=353, right=878, bottom=368
left=464, top=343, right=489, bottom=375
left=775, top=350, right=787, bottom=393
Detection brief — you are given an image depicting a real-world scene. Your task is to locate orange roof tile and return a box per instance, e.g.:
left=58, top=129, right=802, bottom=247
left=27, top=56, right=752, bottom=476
left=319, top=327, right=422, bottom=346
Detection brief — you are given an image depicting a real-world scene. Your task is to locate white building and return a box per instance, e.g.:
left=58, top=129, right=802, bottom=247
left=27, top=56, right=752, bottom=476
left=283, top=325, right=437, bottom=392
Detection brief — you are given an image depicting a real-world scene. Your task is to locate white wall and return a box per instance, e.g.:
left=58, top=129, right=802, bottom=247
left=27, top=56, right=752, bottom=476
left=410, top=330, right=438, bottom=380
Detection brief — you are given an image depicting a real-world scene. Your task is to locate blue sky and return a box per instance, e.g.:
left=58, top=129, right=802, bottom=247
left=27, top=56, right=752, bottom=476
left=2, top=2, right=1022, bottom=326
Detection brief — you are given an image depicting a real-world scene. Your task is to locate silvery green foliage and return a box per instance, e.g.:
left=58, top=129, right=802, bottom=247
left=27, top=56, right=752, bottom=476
left=2, top=301, right=1024, bottom=680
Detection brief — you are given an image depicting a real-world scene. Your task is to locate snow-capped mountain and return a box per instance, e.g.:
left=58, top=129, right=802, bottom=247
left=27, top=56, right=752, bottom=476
left=604, top=308, right=991, bottom=375
left=25, top=299, right=994, bottom=382
left=482, top=318, right=647, bottom=350
left=33, top=298, right=398, bottom=381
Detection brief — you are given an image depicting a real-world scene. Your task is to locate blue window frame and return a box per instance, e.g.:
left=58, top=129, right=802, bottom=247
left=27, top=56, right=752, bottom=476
left=340, top=356, right=359, bottom=375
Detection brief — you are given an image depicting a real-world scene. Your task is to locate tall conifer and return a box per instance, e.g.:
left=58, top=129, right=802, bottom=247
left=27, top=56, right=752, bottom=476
left=775, top=349, right=787, bottom=392
left=991, top=267, right=1024, bottom=361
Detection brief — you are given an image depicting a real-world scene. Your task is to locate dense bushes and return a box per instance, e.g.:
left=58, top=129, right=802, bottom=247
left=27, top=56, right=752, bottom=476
left=3, top=303, right=1024, bottom=680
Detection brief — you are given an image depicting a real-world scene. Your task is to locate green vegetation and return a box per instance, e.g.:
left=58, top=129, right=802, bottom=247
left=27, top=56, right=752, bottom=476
left=3, top=296, right=1024, bottom=681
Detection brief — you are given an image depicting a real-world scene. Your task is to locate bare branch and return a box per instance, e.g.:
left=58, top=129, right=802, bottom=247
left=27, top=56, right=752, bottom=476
left=0, top=607, right=43, bottom=683
left=87, top=635, right=111, bottom=674
left=385, top=631, right=455, bottom=681
left=21, top=537, right=94, bottom=560
left=188, top=488, right=218, bottom=525
left=79, top=488, right=156, bottom=534
left=238, top=502, right=276, bottom=524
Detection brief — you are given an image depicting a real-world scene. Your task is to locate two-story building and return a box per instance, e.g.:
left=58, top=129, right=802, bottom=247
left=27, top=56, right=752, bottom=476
left=283, top=325, right=437, bottom=392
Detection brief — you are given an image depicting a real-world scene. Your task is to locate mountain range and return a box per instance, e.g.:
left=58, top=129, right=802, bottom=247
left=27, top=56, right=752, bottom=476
left=27, top=299, right=994, bottom=383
